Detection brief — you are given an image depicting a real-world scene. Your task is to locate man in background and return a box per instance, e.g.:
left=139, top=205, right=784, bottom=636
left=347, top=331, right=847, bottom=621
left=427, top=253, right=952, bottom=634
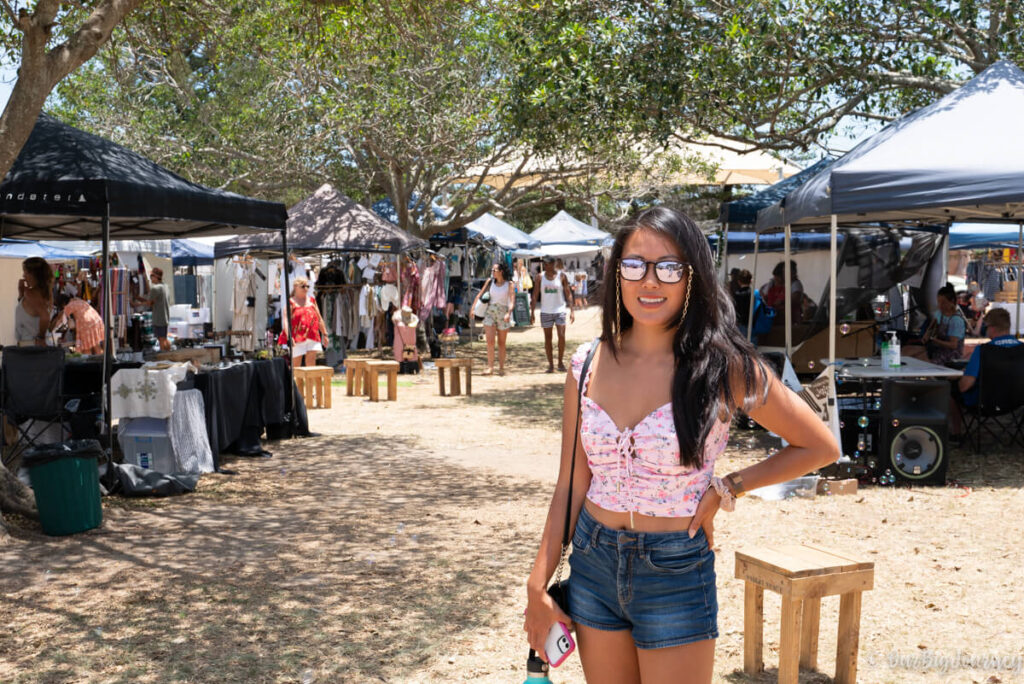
left=135, top=267, right=171, bottom=351
left=532, top=256, right=575, bottom=373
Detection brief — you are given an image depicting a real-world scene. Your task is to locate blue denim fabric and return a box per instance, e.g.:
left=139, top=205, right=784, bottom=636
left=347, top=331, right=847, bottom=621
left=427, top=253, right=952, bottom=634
left=567, top=505, right=718, bottom=649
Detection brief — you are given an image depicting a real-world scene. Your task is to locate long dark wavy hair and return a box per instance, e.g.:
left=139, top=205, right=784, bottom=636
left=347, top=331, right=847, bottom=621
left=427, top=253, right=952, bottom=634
left=22, top=257, right=54, bottom=304
left=601, top=207, right=769, bottom=469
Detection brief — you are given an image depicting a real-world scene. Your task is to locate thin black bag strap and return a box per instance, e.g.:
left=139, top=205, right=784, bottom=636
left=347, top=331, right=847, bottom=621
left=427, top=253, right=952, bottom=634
left=562, top=337, right=600, bottom=549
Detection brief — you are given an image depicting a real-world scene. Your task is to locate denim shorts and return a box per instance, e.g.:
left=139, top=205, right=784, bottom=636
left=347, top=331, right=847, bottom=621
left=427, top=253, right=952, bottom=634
left=568, top=505, right=718, bottom=649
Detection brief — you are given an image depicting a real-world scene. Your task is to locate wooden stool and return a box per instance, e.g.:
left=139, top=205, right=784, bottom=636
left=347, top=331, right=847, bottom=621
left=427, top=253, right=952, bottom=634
left=735, top=544, right=874, bottom=684
left=436, top=358, right=473, bottom=396
left=293, top=366, right=334, bottom=409
left=363, top=360, right=400, bottom=402
left=345, top=359, right=371, bottom=397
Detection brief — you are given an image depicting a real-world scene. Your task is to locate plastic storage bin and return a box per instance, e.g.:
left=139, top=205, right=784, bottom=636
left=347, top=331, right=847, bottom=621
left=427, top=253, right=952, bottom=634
left=118, top=418, right=175, bottom=473
left=23, top=440, right=103, bottom=536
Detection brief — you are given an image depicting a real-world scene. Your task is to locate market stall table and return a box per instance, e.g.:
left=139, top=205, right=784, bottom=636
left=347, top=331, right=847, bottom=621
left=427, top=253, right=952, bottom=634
left=833, top=356, right=963, bottom=379
left=191, top=358, right=309, bottom=468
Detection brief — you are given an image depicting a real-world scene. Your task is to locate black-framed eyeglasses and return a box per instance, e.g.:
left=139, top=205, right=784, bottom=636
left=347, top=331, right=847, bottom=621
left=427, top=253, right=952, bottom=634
left=619, top=258, right=690, bottom=284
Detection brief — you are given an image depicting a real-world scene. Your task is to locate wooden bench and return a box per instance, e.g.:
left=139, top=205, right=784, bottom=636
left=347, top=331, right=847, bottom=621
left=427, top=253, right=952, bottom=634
left=435, top=358, right=473, bottom=396
left=293, top=365, right=334, bottom=409
left=735, top=544, right=874, bottom=684
left=363, top=360, right=400, bottom=402
left=344, top=358, right=371, bottom=397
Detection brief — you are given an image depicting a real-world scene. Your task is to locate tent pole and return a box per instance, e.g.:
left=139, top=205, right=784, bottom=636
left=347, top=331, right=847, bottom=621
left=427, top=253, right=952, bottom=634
left=721, top=222, right=729, bottom=285
left=829, top=214, right=838, bottom=374
left=282, top=227, right=295, bottom=435
left=747, top=232, right=759, bottom=342
left=101, top=208, right=113, bottom=465
left=1018, top=221, right=1023, bottom=338
left=786, top=224, right=794, bottom=358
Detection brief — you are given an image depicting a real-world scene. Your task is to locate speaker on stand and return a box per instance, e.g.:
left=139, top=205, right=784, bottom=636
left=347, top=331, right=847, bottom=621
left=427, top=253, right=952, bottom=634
left=879, top=379, right=950, bottom=486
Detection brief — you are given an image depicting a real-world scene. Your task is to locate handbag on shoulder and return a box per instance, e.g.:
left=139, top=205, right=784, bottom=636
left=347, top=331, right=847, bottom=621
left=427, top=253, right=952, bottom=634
left=547, top=338, right=600, bottom=613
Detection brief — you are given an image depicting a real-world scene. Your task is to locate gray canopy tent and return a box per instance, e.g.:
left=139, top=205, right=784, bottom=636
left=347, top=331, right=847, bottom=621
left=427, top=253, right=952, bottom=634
left=0, top=113, right=288, bottom=451
left=215, top=184, right=427, bottom=357
left=755, top=60, right=1024, bottom=374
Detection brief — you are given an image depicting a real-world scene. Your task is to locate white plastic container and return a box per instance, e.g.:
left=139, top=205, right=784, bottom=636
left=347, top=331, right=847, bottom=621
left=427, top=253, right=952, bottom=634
left=119, top=418, right=176, bottom=474
left=749, top=475, right=820, bottom=501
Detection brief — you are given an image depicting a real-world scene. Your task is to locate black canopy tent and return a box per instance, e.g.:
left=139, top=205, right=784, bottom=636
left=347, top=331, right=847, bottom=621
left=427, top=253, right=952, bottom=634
left=0, top=113, right=289, bottom=455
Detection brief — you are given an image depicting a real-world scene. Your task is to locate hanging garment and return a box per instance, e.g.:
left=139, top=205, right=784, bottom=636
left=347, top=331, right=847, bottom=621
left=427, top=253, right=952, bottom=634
left=232, top=263, right=258, bottom=352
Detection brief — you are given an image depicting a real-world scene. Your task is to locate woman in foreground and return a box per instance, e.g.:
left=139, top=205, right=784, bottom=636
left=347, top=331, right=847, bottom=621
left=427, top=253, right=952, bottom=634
left=524, top=207, right=837, bottom=683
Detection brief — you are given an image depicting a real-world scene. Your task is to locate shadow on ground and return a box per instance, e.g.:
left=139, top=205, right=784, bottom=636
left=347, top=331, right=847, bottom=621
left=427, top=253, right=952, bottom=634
left=0, top=434, right=547, bottom=683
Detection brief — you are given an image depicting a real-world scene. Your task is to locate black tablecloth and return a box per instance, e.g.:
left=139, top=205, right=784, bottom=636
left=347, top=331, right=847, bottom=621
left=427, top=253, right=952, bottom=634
left=192, top=358, right=309, bottom=468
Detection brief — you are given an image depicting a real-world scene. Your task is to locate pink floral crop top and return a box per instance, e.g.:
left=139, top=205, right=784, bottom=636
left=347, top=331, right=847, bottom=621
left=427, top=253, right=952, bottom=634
left=571, top=341, right=730, bottom=518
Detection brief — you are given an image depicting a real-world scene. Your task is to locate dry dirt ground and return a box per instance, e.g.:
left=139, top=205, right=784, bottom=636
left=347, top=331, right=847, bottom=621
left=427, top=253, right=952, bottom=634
left=1, top=308, right=1023, bottom=684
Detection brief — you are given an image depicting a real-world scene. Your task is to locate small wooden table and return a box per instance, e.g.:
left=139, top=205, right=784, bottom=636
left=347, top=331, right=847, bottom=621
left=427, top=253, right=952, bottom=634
left=344, top=358, right=371, bottom=397
left=436, top=358, right=473, bottom=396
left=363, top=360, right=400, bottom=402
left=735, top=543, right=874, bottom=684
left=293, top=365, right=334, bottom=409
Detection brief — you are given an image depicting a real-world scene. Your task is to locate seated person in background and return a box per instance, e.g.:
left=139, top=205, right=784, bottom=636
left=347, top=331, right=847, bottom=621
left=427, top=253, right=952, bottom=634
left=731, top=269, right=753, bottom=335
left=52, top=293, right=105, bottom=355
left=950, top=308, right=1022, bottom=441
left=905, top=284, right=967, bottom=364
left=958, top=282, right=986, bottom=336
left=759, top=259, right=803, bottom=325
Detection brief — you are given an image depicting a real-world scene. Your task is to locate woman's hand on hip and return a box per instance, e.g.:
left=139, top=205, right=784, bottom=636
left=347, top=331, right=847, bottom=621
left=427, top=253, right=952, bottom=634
left=687, top=488, right=721, bottom=549
left=524, top=587, right=572, bottom=662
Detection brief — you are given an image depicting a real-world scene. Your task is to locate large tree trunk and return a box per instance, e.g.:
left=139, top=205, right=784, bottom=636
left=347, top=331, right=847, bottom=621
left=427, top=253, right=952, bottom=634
left=0, top=0, right=142, bottom=180
left=0, top=464, right=38, bottom=521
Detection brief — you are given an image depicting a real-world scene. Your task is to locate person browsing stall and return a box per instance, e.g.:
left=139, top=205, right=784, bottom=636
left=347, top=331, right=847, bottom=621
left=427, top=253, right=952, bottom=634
left=52, top=293, right=105, bottom=355
left=470, top=262, right=515, bottom=376
left=532, top=256, right=575, bottom=373
left=16, top=257, right=54, bottom=346
left=524, top=207, right=837, bottom=682
left=134, top=267, right=171, bottom=351
left=277, top=277, right=328, bottom=367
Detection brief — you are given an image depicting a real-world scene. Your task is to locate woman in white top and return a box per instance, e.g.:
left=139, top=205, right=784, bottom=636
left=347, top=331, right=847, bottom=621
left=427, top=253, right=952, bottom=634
left=17, top=257, right=53, bottom=346
left=471, top=261, right=515, bottom=375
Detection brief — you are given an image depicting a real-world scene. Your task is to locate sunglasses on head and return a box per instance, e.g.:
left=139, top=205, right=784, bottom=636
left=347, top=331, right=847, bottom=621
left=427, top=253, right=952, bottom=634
left=619, top=258, right=690, bottom=284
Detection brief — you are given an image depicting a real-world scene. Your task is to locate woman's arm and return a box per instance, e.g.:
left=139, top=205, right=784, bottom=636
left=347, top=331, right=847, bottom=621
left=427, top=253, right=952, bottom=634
left=728, top=363, right=838, bottom=489
left=470, top=277, right=492, bottom=310
left=524, top=368, right=592, bottom=659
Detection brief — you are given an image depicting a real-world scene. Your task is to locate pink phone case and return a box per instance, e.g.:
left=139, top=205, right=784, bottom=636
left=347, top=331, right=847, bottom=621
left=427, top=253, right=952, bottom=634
left=545, top=621, right=576, bottom=667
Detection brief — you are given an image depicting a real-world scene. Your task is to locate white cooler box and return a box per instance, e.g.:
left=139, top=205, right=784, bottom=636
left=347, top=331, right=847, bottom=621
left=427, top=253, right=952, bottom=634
left=118, top=418, right=176, bottom=473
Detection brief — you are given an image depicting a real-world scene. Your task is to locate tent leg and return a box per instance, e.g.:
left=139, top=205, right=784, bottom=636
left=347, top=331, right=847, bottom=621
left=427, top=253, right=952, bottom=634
left=829, top=215, right=838, bottom=372
left=282, top=227, right=295, bottom=438
left=747, top=233, right=759, bottom=342
left=784, top=224, right=792, bottom=357
left=1018, top=222, right=1023, bottom=338
left=101, top=209, right=114, bottom=479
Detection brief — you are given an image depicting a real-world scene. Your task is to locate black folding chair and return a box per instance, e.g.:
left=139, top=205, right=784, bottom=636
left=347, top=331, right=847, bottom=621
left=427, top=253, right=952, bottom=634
left=962, top=343, right=1024, bottom=454
left=0, top=346, right=67, bottom=467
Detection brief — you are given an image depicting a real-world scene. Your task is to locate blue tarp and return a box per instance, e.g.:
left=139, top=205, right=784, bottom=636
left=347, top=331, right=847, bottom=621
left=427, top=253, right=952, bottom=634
left=718, top=157, right=834, bottom=226
left=0, top=239, right=92, bottom=260
left=172, top=239, right=215, bottom=266
left=949, top=224, right=1024, bottom=250
left=757, top=61, right=1024, bottom=230
left=707, top=231, right=847, bottom=254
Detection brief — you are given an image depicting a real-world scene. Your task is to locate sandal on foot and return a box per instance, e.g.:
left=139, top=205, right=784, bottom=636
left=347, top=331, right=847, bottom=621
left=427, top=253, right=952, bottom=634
left=557, top=363, right=567, bottom=372
left=545, top=366, right=555, bottom=374
left=481, top=368, right=493, bottom=376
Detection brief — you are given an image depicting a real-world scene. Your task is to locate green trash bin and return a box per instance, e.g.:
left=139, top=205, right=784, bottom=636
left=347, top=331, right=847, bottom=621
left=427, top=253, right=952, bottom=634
left=23, top=440, right=103, bottom=536
left=513, top=291, right=532, bottom=327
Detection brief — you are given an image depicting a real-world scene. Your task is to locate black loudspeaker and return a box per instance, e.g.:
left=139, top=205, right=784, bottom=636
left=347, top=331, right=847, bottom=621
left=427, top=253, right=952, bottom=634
left=879, top=379, right=950, bottom=486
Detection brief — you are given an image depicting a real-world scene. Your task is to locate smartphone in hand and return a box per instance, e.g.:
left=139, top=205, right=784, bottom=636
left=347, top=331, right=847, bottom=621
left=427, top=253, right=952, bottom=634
left=544, top=622, right=575, bottom=667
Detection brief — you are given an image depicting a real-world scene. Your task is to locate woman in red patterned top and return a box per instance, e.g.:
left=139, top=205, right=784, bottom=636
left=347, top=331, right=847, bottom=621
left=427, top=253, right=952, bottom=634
left=278, top=277, right=328, bottom=367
